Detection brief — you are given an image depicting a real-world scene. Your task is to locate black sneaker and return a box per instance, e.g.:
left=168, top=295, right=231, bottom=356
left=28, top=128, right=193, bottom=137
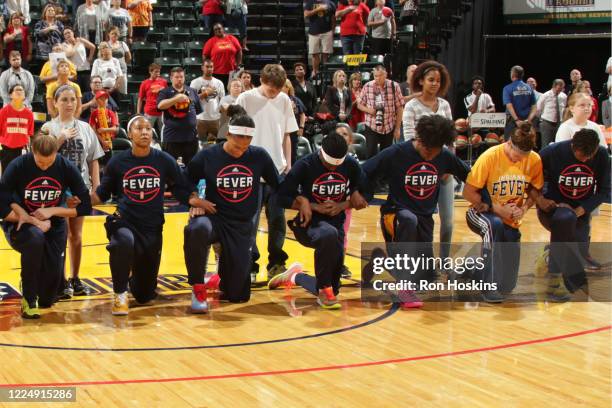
left=70, top=277, right=90, bottom=296
left=340, top=265, right=352, bottom=279
left=57, top=279, right=73, bottom=300
left=481, top=290, right=504, bottom=303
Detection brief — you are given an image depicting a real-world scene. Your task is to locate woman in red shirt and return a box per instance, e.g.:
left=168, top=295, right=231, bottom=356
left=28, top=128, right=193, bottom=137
left=348, top=72, right=364, bottom=129
left=0, top=84, right=34, bottom=172
left=201, top=0, right=225, bottom=29
left=3, top=12, right=32, bottom=65
left=335, top=0, right=370, bottom=55
left=203, top=23, right=242, bottom=88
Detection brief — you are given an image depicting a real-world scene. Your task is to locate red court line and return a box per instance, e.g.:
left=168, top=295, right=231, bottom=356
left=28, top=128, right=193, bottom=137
left=1, top=325, right=610, bottom=388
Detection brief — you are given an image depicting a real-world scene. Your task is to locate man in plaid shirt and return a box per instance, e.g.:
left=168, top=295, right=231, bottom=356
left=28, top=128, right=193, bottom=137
left=357, top=65, right=404, bottom=158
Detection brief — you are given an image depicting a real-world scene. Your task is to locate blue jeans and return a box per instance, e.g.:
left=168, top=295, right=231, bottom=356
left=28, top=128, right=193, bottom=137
left=251, top=182, right=288, bottom=272
left=201, top=14, right=225, bottom=30
left=341, top=35, right=365, bottom=55
left=225, top=13, right=247, bottom=38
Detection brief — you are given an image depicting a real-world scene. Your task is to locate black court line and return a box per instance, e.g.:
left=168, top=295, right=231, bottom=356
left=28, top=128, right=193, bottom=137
left=0, top=304, right=399, bottom=352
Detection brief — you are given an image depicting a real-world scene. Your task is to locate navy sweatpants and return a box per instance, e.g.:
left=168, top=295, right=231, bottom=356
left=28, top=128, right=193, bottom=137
left=3, top=221, right=67, bottom=306
left=466, top=208, right=521, bottom=293
left=184, top=215, right=253, bottom=302
left=538, top=207, right=590, bottom=291
left=105, top=215, right=163, bottom=303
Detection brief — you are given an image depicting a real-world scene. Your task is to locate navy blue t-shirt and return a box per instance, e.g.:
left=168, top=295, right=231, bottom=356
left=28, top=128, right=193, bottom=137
left=96, top=148, right=193, bottom=229
left=277, top=151, right=362, bottom=225
left=540, top=140, right=611, bottom=213
left=186, top=143, right=279, bottom=222
left=502, top=80, right=536, bottom=120
left=305, top=0, right=336, bottom=35
left=0, top=154, right=92, bottom=226
left=156, top=85, right=202, bottom=143
left=362, top=141, right=470, bottom=216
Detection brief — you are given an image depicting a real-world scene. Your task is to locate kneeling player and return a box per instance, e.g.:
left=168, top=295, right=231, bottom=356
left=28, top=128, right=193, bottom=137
left=361, top=115, right=470, bottom=308
left=91, top=116, right=194, bottom=316
left=538, top=129, right=610, bottom=301
left=0, top=134, right=92, bottom=318
left=184, top=106, right=279, bottom=312
left=268, top=131, right=367, bottom=309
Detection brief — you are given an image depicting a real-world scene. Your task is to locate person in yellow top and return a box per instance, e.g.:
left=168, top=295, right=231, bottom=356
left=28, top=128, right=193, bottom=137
left=463, top=122, right=556, bottom=303
left=46, top=60, right=82, bottom=117
left=39, top=44, right=77, bottom=85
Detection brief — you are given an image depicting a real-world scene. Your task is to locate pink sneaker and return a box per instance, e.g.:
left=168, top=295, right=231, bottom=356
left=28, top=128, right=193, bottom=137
left=268, top=262, right=303, bottom=290
left=205, top=273, right=220, bottom=291
left=398, top=290, right=423, bottom=309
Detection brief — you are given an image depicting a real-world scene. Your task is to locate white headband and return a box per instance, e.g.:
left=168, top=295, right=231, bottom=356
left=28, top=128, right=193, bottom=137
left=321, top=147, right=346, bottom=166
left=127, top=115, right=148, bottom=131
left=228, top=125, right=255, bottom=136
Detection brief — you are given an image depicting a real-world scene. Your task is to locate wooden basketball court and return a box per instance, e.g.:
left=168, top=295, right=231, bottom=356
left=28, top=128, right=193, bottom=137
left=0, top=199, right=610, bottom=406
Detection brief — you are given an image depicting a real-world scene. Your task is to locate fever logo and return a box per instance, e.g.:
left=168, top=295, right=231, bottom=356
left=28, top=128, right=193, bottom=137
left=312, top=172, right=348, bottom=203
left=23, top=177, right=63, bottom=211
left=404, top=162, right=439, bottom=200
left=123, top=166, right=162, bottom=203
left=216, top=165, right=254, bottom=203
left=558, top=164, right=595, bottom=199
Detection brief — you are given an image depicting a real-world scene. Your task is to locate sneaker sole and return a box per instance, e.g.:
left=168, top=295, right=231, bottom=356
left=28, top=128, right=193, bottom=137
left=22, top=312, right=40, bottom=319
left=317, top=299, right=342, bottom=310
left=112, top=310, right=128, bottom=316
left=267, top=262, right=303, bottom=290
left=191, top=307, right=208, bottom=314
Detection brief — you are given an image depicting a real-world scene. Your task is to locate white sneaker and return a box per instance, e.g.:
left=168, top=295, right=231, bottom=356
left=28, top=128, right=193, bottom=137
left=112, top=291, right=129, bottom=316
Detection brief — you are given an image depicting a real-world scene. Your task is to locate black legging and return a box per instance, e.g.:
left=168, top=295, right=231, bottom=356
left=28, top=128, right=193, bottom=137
left=364, top=125, right=394, bottom=159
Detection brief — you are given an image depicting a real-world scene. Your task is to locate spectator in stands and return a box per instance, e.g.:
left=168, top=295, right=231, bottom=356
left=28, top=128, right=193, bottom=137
left=464, top=75, right=495, bottom=117
left=225, top=0, right=249, bottom=51
left=157, top=66, right=202, bottom=164
left=537, top=78, right=566, bottom=148
left=566, top=68, right=581, bottom=95
left=61, top=27, right=96, bottom=93
left=239, top=69, right=254, bottom=91
left=526, top=76, right=542, bottom=137
left=81, top=75, right=118, bottom=122
left=602, top=84, right=611, bottom=127
left=39, top=43, right=78, bottom=86
left=0, top=84, right=34, bottom=172
left=46, top=60, right=83, bottom=117
left=0, top=51, right=35, bottom=107
left=304, top=0, right=336, bottom=79
left=107, top=0, right=133, bottom=43
left=47, top=0, right=69, bottom=23
left=108, top=27, right=132, bottom=94
left=91, top=42, right=125, bottom=100
left=89, top=90, right=119, bottom=164
left=34, top=4, right=65, bottom=59
left=398, top=0, right=418, bottom=25
left=324, top=69, right=351, bottom=123
left=574, top=80, right=599, bottom=123
left=400, top=63, right=418, bottom=103
left=357, top=64, right=402, bottom=158
left=201, top=0, right=224, bottom=29
left=367, top=0, right=395, bottom=56
left=203, top=23, right=242, bottom=88
left=336, top=0, right=370, bottom=55
left=292, top=62, right=317, bottom=117
left=3, top=12, right=32, bottom=66
left=526, top=77, right=542, bottom=100
left=283, top=79, right=306, bottom=164
left=75, top=0, right=107, bottom=44
left=217, top=77, right=243, bottom=140
left=5, top=0, right=31, bottom=25
left=137, top=63, right=166, bottom=135
left=556, top=92, right=606, bottom=146
left=348, top=72, right=364, bottom=129
left=127, top=0, right=153, bottom=42
left=503, top=65, right=536, bottom=140
left=190, top=59, right=225, bottom=142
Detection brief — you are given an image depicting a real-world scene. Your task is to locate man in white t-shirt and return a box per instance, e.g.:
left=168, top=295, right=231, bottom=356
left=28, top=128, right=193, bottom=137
left=190, top=59, right=225, bottom=142
left=464, top=75, right=495, bottom=117
left=236, top=64, right=299, bottom=282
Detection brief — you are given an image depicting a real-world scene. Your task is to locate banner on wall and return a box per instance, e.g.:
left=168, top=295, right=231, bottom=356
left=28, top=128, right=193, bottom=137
left=503, top=0, right=611, bottom=24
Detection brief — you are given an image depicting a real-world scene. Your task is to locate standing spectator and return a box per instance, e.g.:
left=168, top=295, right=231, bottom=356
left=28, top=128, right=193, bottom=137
left=502, top=65, right=536, bottom=140
left=602, top=84, right=611, bottom=127
left=336, top=0, right=370, bottom=55
left=292, top=62, right=317, bottom=117
left=324, top=69, right=351, bottom=123
left=239, top=69, right=254, bottom=91
left=47, top=0, right=69, bottom=23
left=606, top=57, right=612, bottom=90
left=526, top=77, right=542, bottom=100
left=91, top=42, right=125, bottom=100
left=348, top=71, right=364, bottom=129
left=89, top=90, right=119, bottom=164
left=0, top=84, right=34, bottom=172
left=190, top=59, right=225, bottom=142
left=304, top=0, right=335, bottom=78
left=574, top=80, right=599, bottom=123
left=556, top=92, right=606, bottom=147
left=107, top=0, right=133, bottom=43
left=75, top=0, right=107, bottom=45
left=39, top=43, right=77, bottom=86
left=61, top=27, right=96, bottom=93
left=225, top=0, right=248, bottom=50
left=400, top=63, right=418, bottom=103
left=46, top=60, right=83, bottom=117
left=357, top=64, right=403, bottom=158
left=137, top=63, right=166, bottom=135
left=5, top=0, right=31, bottom=25
left=127, top=0, right=153, bottom=42
left=283, top=79, right=306, bottom=164
left=566, top=68, right=581, bottom=95
left=218, top=78, right=244, bottom=140
left=201, top=0, right=224, bottom=29
left=0, top=51, right=35, bottom=107
left=526, top=76, right=542, bottom=138
left=464, top=75, right=495, bottom=117
left=3, top=12, right=32, bottom=66
left=236, top=64, right=298, bottom=283
left=34, top=5, right=65, bottom=59
left=537, top=79, right=567, bottom=148
left=367, top=0, right=395, bottom=56
left=108, top=27, right=132, bottom=94
left=203, top=23, right=242, bottom=87
left=81, top=75, right=118, bottom=122
left=157, top=67, right=202, bottom=164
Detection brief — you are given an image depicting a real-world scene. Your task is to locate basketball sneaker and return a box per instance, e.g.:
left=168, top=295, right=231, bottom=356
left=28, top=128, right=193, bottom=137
left=268, top=262, right=303, bottom=289
left=267, top=264, right=286, bottom=280
left=204, top=273, right=220, bottom=291
left=57, top=278, right=73, bottom=300
left=191, top=284, right=208, bottom=313
left=547, top=275, right=571, bottom=303
left=535, top=246, right=550, bottom=278
left=340, top=265, right=352, bottom=279
left=397, top=290, right=423, bottom=309
left=70, top=277, right=90, bottom=296
left=21, top=298, right=40, bottom=319
left=112, top=291, right=129, bottom=316
left=317, top=286, right=341, bottom=310
left=481, top=289, right=504, bottom=303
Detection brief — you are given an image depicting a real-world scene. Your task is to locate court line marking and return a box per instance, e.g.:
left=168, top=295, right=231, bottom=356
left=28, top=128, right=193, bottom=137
left=0, top=324, right=608, bottom=387
left=0, top=303, right=399, bottom=352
